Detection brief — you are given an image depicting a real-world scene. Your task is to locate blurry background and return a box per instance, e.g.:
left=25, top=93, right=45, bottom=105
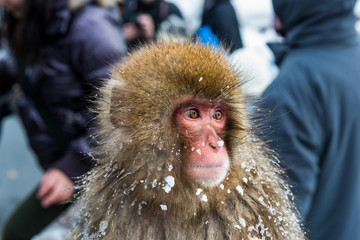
left=1, top=0, right=360, bottom=239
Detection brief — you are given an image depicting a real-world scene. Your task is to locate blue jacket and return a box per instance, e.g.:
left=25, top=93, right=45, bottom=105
left=0, top=2, right=126, bottom=180
left=259, top=0, right=360, bottom=239
left=201, top=0, right=242, bottom=53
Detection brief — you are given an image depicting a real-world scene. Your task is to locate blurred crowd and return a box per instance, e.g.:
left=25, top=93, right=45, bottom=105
left=0, top=0, right=360, bottom=239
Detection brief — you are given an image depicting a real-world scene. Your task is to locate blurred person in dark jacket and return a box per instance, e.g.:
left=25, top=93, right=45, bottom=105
left=0, top=0, right=126, bottom=239
left=198, top=0, right=243, bottom=53
left=122, top=0, right=184, bottom=49
left=258, top=0, right=360, bottom=239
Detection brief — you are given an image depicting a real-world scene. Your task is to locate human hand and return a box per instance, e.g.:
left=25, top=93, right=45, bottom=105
left=123, top=22, right=141, bottom=41
left=37, top=168, right=75, bottom=208
left=137, top=14, right=155, bottom=39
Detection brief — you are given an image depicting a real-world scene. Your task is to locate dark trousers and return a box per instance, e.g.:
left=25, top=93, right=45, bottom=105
left=2, top=185, right=71, bottom=240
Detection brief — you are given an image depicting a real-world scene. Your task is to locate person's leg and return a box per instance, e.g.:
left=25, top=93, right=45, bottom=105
left=2, top=185, right=71, bottom=240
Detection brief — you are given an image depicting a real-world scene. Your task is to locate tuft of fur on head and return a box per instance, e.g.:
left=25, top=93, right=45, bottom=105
left=73, top=40, right=305, bottom=240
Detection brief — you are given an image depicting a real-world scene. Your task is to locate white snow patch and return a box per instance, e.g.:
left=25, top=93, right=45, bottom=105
left=258, top=196, right=266, bottom=206
left=243, top=177, right=248, bottom=183
left=199, top=77, right=203, bottom=82
left=162, top=176, right=175, bottom=193
left=201, top=194, right=208, bottom=202
left=236, top=185, right=244, bottom=196
left=99, top=221, right=108, bottom=235
left=217, top=140, right=224, bottom=147
left=196, top=149, right=201, bottom=155
left=196, top=188, right=203, bottom=196
left=219, top=184, right=224, bottom=190
left=152, top=179, right=158, bottom=188
left=239, top=218, right=246, bottom=227
left=160, top=204, right=168, bottom=211
left=168, top=164, right=173, bottom=172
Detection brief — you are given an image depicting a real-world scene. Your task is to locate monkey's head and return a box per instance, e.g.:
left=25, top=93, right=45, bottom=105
left=99, top=41, right=246, bottom=189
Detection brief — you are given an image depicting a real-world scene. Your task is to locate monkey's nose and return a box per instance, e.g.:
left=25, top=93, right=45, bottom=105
left=209, top=143, right=217, bottom=150
left=207, top=136, right=223, bottom=152
left=204, top=125, right=223, bottom=152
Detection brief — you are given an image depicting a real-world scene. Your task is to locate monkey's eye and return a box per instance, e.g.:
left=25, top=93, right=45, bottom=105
left=213, top=110, right=223, bottom=120
left=185, top=109, right=200, bottom=119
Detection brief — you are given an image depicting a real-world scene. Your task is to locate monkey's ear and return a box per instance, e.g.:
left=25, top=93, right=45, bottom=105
left=109, top=85, right=124, bottom=128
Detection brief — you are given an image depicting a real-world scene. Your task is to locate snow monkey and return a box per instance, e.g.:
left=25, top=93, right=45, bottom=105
left=73, top=41, right=305, bottom=239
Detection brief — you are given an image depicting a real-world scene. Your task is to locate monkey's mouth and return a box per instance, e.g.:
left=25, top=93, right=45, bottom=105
left=187, top=162, right=229, bottom=187
left=192, top=164, right=223, bottom=168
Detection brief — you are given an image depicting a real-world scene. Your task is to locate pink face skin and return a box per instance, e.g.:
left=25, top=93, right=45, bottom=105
left=0, top=0, right=25, bottom=18
left=176, top=99, right=230, bottom=187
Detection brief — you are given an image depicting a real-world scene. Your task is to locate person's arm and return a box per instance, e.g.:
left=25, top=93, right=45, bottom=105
left=38, top=134, right=96, bottom=207
left=37, top=168, right=75, bottom=208
left=37, top=7, right=127, bottom=207
left=51, top=8, right=126, bottom=176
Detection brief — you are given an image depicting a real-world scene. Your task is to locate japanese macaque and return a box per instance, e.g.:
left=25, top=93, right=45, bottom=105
left=73, top=41, right=305, bottom=239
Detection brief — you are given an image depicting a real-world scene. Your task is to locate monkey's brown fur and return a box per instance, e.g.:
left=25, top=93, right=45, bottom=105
left=74, top=41, right=305, bottom=239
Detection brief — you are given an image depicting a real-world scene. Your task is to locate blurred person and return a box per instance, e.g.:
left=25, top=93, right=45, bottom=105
left=273, top=15, right=286, bottom=38
left=257, top=0, right=360, bottom=239
left=198, top=0, right=243, bottom=53
left=122, top=0, right=184, bottom=49
left=0, top=0, right=126, bottom=239
left=227, top=0, right=279, bottom=99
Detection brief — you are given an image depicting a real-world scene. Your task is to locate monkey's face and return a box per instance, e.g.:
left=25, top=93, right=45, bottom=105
left=175, top=99, right=230, bottom=187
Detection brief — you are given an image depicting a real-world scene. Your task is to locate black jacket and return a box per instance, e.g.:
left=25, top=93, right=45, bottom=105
left=0, top=2, right=126, bottom=179
left=259, top=0, right=360, bottom=239
left=201, top=0, right=243, bottom=52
